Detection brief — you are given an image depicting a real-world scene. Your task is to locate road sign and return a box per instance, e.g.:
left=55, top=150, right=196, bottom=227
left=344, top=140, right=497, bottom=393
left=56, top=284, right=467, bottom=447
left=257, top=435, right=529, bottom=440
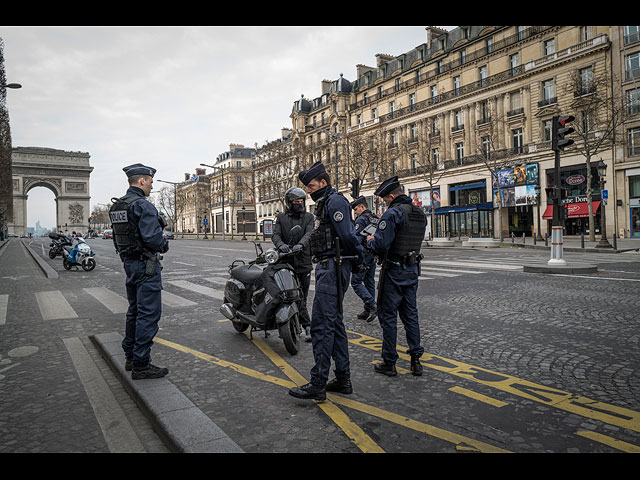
left=602, top=189, right=608, bottom=199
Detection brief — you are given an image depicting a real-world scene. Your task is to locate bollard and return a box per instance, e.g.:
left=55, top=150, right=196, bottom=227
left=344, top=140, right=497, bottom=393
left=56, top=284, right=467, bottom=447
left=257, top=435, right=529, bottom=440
left=533, top=233, right=537, bottom=245
left=613, top=233, right=617, bottom=250
left=544, top=232, right=548, bottom=247
left=581, top=232, right=584, bottom=249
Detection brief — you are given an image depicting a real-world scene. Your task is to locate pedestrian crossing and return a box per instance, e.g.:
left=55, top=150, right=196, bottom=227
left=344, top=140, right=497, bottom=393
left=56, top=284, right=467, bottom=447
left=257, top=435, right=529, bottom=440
left=0, top=258, right=525, bottom=325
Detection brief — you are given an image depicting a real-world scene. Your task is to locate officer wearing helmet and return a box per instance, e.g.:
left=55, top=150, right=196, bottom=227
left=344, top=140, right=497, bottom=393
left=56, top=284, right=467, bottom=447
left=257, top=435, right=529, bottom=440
left=288, top=162, right=364, bottom=402
left=272, top=187, right=314, bottom=341
left=366, top=176, right=426, bottom=377
left=109, top=163, right=169, bottom=380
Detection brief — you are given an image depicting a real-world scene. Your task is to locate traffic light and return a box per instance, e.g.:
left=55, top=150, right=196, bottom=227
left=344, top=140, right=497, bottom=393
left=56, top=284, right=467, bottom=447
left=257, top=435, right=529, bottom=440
left=349, top=178, right=360, bottom=199
left=552, top=115, right=575, bottom=151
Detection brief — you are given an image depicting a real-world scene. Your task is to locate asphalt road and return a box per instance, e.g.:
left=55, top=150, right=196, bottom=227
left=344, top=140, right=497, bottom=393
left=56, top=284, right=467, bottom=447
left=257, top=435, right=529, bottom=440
left=2, top=235, right=640, bottom=453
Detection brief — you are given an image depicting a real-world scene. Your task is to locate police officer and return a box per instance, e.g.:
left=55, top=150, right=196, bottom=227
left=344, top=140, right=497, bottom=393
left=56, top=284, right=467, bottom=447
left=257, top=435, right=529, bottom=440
left=350, top=196, right=378, bottom=323
left=288, top=162, right=364, bottom=401
left=109, top=163, right=169, bottom=380
left=366, top=176, right=426, bottom=377
left=272, top=187, right=314, bottom=342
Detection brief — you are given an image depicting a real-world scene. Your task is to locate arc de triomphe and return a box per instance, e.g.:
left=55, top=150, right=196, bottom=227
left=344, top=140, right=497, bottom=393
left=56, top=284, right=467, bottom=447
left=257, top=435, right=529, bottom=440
left=10, top=146, right=93, bottom=234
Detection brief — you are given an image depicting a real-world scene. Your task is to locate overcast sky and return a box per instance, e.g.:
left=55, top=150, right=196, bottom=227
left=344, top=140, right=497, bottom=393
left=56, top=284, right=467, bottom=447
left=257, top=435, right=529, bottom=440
left=1, top=26, right=453, bottom=230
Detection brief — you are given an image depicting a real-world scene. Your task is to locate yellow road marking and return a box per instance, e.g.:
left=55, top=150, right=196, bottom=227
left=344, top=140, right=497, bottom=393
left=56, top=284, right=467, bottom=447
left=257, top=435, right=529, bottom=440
left=155, top=335, right=510, bottom=453
left=347, top=330, right=640, bottom=433
left=576, top=431, right=640, bottom=453
left=449, top=386, right=509, bottom=408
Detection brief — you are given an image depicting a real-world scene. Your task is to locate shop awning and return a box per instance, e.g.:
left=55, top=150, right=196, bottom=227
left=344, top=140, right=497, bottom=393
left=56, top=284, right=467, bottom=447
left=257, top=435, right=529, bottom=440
left=435, top=202, right=494, bottom=214
left=542, top=201, right=601, bottom=220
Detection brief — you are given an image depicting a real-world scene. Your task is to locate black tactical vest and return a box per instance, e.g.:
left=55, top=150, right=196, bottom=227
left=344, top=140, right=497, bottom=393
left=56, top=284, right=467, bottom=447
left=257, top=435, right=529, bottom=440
left=388, top=203, right=426, bottom=258
left=109, top=195, right=143, bottom=251
left=309, top=191, right=337, bottom=256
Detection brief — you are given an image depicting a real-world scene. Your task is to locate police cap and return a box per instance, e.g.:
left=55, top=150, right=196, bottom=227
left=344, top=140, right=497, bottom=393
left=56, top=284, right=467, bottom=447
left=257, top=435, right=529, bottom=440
left=298, top=161, right=326, bottom=186
left=350, top=196, right=367, bottom=209
left=374, top=176, right=400, bottom=197
left=123, top=163, right=156, bottom=178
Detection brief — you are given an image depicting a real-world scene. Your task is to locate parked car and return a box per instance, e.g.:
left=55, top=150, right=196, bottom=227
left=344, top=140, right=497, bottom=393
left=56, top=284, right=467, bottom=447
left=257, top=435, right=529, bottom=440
left=103, top=230, right=113, bottom=239
left=163, top=229, right=174, bottom=240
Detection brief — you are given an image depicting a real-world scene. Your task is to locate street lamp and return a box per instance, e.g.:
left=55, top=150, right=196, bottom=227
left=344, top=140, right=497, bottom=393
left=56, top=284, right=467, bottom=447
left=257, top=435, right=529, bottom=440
left=241, top=206, right=247, bottom=240
left=595, top=160, right=612, bottom=248
left=200, top=163, right=225, bottom=240
left=534, top=185, right=543, bottom=241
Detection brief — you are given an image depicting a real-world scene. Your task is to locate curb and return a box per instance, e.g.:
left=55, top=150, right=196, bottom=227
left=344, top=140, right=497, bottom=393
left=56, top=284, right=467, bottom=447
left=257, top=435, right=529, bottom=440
left=90, top=332, right=243, bottom=453
left=20, top=239, right=59, bottom=279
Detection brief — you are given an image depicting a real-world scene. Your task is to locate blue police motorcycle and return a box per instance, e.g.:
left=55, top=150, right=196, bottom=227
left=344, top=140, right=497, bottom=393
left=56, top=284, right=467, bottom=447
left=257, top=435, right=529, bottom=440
left=219, top=227, right=303, bottom=355
left=62, top=236, right=96, bottom=271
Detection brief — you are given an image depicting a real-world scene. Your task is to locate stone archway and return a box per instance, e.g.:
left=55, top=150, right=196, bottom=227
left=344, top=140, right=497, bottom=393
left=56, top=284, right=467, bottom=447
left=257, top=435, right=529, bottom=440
left=10, top=147, right=93, bottom=235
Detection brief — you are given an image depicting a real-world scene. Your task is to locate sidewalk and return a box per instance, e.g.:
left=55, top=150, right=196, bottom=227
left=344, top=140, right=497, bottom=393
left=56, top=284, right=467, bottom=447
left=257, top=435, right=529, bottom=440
left=499, top=234, right=640, bottom=253
left=0, top=238, right=242, bottom=453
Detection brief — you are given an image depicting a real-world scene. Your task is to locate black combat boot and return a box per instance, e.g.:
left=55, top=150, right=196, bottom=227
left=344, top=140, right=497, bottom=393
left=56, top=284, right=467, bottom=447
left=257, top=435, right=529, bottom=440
left=124, top=358, right=133, bottom=371
left=288, top=382, right=326, bottom=401
left=132, top=363, right=169, bottom=380
left=374, top=363, right=397, bottom=376
left=357, top=310, right=368, bottom=320
left=326, top=377, right=353, bottom=394
left=410, top=354, right=423, bottom=376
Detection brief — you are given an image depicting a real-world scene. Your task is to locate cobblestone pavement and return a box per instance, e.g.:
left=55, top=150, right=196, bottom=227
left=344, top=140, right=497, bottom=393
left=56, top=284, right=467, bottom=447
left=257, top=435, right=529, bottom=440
left=1, top=236, right=639, bottom=453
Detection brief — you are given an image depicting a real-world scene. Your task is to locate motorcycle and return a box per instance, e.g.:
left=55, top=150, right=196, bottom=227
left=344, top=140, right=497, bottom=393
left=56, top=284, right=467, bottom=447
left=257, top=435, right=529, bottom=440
left=48, top=232, right=73, bottom=259
left=62, top=236, right=96, bottom=271
left=219, top=226, right=303, bottom=355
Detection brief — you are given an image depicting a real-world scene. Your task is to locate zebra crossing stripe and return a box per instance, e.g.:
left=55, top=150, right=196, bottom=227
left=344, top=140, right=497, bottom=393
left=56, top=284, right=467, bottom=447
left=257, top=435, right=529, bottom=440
left=168, top=280, right=224, bottom=300
left=161, top=290, right=197, bottom=307
left=421, top=260, right=522, bottom=270
left=0, top=294, right=8, bottom=326
left=84, top=287, right=129, bottom=314
left=35, top=290, right=78, bottom=320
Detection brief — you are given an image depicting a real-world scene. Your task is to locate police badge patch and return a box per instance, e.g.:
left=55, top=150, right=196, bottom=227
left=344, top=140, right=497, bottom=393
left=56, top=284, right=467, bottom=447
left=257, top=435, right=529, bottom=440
left=378, top=220, right=387, bottom=230
left=333, top=211, right=344, bottom=222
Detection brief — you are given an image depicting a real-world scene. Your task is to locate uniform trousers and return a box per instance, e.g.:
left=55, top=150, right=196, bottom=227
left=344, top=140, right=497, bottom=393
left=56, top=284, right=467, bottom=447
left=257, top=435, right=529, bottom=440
left=122, top=259, right=163, bottom=369
left=377, top=263, right=424, bottom=366
left=309, top=257, right=352, bottom=386
left=350, top=253, right=376, bottom=311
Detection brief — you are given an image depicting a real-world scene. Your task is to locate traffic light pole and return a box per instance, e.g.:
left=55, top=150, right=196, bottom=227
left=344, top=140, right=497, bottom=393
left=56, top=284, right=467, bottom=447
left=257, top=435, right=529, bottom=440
left=548, top=148, right=566, bottom=266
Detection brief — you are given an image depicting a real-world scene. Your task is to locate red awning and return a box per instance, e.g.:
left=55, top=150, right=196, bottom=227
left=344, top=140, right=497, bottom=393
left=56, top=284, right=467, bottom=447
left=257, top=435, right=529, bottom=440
left=542, top=201, right=601, bottom=220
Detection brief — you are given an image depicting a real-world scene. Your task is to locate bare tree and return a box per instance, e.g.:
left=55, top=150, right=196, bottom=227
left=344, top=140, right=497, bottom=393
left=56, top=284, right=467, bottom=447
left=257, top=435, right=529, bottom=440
left=563, top=68, right=628, bottom=241
left=150, top=185, right=175, bottom=230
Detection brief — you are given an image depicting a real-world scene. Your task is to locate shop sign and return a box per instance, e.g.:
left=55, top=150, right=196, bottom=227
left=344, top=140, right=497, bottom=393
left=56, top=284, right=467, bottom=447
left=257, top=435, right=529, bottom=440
left=566, top=174, right=585, bottom=185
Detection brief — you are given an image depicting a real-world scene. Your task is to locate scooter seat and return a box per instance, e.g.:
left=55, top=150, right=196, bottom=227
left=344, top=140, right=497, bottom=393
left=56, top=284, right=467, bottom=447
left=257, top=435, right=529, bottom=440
left=230, top=265, right=263, bottom=284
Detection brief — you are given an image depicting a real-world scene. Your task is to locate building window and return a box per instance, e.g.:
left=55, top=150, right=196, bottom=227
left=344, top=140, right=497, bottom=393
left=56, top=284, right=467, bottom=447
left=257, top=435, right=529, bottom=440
left=542, top=79, right=555, bottom=105
left=625, top=52, right=640, bottom=80
left=543, top=119, right=553, bottom=142
left=627, top=89, right=640, bottom=115
left=512, top=128, right=523, bottom=153
left=629, top=127, right=640, bottom=156
left=544, top=38, right=555, bottom=56
left=510, top=53, right=520, bottom=76
left=578, top=66, right=593, bottom=95
left=455, top=142, right=464, bottom=162
left=453, top=75, right=461, bottom=95
left=409, top=93, right=416, bottom=110
left=479, top=65, right=487, bottom=86
left=624, top=26, right=640, bottom=45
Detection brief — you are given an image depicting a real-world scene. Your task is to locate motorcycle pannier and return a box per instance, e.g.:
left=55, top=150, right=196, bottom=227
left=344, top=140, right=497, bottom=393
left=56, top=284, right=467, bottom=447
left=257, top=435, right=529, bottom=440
left=224, top=278, right=246, bottom=308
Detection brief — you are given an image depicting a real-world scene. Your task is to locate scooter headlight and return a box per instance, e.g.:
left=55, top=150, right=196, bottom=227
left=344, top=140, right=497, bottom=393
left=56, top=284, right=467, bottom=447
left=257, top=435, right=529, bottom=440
left=265, top=248, right=280, bottom=264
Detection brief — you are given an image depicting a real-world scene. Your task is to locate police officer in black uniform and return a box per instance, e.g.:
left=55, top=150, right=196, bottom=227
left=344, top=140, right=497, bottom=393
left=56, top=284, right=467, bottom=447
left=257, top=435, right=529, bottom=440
left=109, top=164, right=169, bottom=380
left=288, top=162, right=364, bottom=401
left=366, top=176, right=426, bottom=377
left=350, top=196, right=378, bottom=323
left=272, top=187, right=314, bottom=342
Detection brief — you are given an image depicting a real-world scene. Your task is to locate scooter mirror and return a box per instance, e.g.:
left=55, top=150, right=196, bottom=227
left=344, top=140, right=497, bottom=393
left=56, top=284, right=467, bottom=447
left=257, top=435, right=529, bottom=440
left=290, top=225, right=302, bottom=235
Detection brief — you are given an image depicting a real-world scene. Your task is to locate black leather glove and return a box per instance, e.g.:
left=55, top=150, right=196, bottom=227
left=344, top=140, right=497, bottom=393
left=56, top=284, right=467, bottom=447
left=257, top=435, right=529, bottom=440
left=291, top=244, right=303, bottom=254
left=353, top=262, right=367, bottom=274
left=278, top=244, right=292, bottom=254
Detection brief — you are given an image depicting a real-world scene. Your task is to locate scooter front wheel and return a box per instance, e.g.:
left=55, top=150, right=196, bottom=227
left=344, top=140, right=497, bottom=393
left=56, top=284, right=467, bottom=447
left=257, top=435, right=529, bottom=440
left=279, top=314, right=300, bottom=355
left=82, top=258, right=96, bottom=271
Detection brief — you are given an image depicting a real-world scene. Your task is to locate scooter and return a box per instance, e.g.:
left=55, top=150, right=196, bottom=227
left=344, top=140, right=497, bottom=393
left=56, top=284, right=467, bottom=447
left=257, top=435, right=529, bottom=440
left=219, top=226, right=303, bottom=355
left=48, top=232, right=73, bottom=259
left=62, top=236, right=96, bottom=271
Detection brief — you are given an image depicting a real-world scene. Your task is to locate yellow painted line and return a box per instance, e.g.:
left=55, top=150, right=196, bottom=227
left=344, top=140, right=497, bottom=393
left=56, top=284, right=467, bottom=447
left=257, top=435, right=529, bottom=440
left=347, top=330, right=640, bottom=433
left=155, top=336, right=510, bottom=453
left=449, top=386, right=509, bottom=408
left=329, top=395, right=511, bottom=453
left=576, top=431, right=640, bottom=453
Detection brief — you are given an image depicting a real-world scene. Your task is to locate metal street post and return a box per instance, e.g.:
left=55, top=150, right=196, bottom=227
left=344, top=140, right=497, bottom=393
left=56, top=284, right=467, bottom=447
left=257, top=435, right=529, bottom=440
left=200, top=163, right=225, bottom=241
left=548, top=115, right=574, bottom=266
left=595, top=159, right=612, bottom=248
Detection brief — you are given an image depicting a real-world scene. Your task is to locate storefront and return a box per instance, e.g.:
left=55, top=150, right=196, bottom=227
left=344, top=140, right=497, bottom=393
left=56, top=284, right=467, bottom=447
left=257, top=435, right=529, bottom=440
left=434, top=181, right=493, bottom=237
left=629, top=172, right=640, bottom=237
left=543, top=164, right=603, bottom=236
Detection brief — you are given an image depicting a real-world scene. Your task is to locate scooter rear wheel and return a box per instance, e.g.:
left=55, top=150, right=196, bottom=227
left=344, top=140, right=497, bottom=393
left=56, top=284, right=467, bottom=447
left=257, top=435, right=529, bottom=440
left=48, top=249, right=57, bottom=259
left=62, top=257, right=72, bottom=270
